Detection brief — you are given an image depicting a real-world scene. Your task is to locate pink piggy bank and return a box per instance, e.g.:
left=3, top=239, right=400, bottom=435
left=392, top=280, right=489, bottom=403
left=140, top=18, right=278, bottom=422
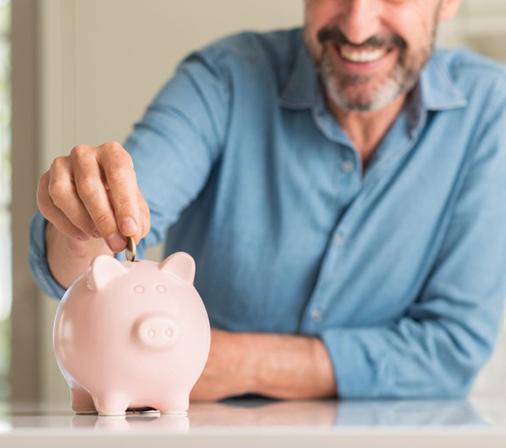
left=53, top=252, right=211, bottom=416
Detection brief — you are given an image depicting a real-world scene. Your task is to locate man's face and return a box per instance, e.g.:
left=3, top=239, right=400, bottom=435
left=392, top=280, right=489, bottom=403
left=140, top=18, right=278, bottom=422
left=304, top=0, right=459, bottom=112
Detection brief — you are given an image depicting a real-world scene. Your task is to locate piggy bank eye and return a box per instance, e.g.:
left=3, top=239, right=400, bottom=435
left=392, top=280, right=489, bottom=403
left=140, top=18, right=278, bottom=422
left=155, top=284, right=167, bottom=293
left=133, top=285, right=145, bottom=294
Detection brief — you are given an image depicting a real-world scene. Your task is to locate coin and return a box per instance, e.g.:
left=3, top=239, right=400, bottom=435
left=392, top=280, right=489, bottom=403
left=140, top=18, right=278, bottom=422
left=125, top=236, right=136, bottom=262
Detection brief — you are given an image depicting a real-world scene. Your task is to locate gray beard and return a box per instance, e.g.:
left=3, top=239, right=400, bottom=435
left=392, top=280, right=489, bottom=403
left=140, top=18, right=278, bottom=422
left=318, top=46, right=428, bottom=112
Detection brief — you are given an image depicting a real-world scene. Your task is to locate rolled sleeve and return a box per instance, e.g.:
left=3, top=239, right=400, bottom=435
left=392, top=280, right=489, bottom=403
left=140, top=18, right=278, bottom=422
left=28, top=211, right=146, bottom=300
left=28, top=212, right=67, bottom=299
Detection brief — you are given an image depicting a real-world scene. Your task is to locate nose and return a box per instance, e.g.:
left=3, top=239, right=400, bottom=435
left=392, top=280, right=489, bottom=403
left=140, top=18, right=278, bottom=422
left=338, top=0, right=382, bottom=45
left=136, top=315, right=179, bottom=349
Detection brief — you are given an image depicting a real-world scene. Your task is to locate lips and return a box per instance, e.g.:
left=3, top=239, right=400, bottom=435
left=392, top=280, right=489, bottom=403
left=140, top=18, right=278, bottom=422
left=339, top=45, right=388, bottom=63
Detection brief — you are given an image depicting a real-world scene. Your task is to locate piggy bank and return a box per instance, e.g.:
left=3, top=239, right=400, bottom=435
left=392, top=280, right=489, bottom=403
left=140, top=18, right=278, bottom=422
left=53, top=252, right=211, bottom=416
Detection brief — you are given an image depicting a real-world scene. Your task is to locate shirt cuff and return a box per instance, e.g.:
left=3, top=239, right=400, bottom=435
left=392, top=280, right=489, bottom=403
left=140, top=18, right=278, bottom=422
left=320, top=326, right=395, bottom=399
left=28, top=212, right=67, bottom=299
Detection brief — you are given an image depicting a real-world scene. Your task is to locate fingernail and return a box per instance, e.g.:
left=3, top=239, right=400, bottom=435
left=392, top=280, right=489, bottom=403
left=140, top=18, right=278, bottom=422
left=121, top=217, right=138, bottom=235
left=107, top=233, right=125, bottom=252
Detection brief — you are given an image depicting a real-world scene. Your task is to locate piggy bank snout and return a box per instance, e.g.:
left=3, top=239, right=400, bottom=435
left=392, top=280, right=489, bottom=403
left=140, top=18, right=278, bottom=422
left=136, top=316, right=179, bottom=349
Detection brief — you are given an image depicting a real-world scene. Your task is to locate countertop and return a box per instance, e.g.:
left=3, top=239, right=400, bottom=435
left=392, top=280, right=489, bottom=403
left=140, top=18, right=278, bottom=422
left=1, top=395, right=506, bottom=447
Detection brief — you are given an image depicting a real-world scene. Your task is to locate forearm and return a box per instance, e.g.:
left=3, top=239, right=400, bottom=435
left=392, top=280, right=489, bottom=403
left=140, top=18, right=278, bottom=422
left=46, top=221, right=112, bottom=289
left=246, top=333, right=337, bottom=400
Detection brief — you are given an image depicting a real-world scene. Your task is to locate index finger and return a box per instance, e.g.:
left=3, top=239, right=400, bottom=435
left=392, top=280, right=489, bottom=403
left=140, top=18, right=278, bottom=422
left=98, top=142, right=140, bottom=237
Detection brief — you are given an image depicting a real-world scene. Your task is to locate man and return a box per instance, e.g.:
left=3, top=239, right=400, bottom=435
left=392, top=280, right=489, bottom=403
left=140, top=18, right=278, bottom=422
left=30, top=0, right=506, bottom=400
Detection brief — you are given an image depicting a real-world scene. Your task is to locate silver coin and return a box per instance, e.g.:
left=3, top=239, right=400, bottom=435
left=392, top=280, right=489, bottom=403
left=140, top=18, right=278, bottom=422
left=125, top=236, right=136, bottom=262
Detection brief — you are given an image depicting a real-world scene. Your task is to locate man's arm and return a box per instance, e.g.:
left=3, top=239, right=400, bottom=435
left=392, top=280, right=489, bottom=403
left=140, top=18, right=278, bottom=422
left=191, top=330, right=336, bottom=401
left=29, top=47, right=230, bottom=298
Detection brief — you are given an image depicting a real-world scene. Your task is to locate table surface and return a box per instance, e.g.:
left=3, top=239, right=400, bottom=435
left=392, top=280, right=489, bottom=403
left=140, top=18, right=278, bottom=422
left=1, top=395, right=506, bottom=447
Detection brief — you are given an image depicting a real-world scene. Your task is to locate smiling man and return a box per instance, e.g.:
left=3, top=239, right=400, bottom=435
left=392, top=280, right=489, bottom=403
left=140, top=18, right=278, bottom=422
left=30, top=0, right=506, bottom=400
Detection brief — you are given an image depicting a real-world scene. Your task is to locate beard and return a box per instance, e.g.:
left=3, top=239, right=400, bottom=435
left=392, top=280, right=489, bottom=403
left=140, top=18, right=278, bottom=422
left=313, top=25, right=437, bottom=112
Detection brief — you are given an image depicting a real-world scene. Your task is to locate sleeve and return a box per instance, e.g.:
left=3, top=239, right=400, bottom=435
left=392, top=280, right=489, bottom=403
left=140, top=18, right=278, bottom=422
left=28, top=212, right=67, bottom=299
left=27, top=46, right=231, bottom=299
left=124, top=47, right=231, bottom=251
left=321, top=99, right=506, bottom=399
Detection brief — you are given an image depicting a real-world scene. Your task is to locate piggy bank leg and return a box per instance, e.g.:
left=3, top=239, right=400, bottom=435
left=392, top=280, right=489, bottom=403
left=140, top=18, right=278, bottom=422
left=94, top=392, right=131, bottom=416
left=158, top=393, right=189, bottom=415
left=71, top=386, right=97, bottom=414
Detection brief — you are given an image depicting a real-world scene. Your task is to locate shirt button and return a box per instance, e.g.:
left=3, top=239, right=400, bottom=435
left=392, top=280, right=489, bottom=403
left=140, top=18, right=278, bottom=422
left=340, top=160, right=354, bottom=173
left=311, top=308, right=322, bottom=322
left=334, top=232, right=345, bottom=245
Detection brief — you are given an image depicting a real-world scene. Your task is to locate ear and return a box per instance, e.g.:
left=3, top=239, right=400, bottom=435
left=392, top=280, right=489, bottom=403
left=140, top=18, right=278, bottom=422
left=159, top=252, right=196, bottom=284
left=438, top=0, right=463, bottom=22
left=86, top=255, right=129, bottom=291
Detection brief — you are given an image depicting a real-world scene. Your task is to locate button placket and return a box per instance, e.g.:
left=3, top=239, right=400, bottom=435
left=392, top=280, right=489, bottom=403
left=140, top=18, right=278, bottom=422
left=334, top=231, right=345, bottom=246
left=310, top=308, right=323, bottom=322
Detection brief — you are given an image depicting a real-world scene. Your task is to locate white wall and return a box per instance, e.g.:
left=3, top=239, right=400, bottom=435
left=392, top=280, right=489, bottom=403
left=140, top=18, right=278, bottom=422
left=54, top=0, right=303, bottom=148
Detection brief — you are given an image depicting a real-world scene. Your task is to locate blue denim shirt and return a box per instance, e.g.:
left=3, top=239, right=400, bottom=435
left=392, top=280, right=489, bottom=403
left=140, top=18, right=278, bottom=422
left=29, top=28, right=506, bottom=398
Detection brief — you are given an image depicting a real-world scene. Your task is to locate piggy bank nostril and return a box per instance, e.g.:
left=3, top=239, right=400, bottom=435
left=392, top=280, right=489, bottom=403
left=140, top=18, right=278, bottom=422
left=148, top=329, right=155, bottom=338
left=133, top=285, right=145, bottom=294
left=155, top=284, right=167, bottom=293
left=165, top=327, right=173, bottom=338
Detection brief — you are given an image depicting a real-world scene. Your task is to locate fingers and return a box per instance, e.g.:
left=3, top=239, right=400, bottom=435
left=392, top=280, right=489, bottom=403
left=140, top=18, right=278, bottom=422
left=70, top=145, right=125, bottom=252
left=37, top=170, right=90, bottom=241
left=137, top=189, right=151, bottom=242
left=38, top=142, right=151, bottom=253
left=47, top=157, right=99, bottom=238
left=98, top=142, right=140, bottom=239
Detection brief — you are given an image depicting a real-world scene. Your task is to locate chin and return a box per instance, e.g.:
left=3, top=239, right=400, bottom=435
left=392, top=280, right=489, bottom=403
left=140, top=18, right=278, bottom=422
left=325, top=75, right=406, bottom=112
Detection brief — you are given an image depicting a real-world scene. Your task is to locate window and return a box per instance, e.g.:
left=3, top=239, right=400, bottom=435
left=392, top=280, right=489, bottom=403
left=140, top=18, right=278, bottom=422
left=0, top=0, right=11, bottom=400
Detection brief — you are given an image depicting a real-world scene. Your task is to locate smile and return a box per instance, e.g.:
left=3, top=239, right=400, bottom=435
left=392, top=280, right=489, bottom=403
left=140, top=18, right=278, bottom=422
left=338, top=45, right=389, bottom=63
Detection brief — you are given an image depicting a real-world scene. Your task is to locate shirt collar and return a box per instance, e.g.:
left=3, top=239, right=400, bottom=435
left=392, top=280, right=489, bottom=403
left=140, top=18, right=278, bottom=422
left=280, top=32, right=467, bottom=115
left=280, top=41, right=318, bottom=109
left=419, top=51, right=467, bottom=111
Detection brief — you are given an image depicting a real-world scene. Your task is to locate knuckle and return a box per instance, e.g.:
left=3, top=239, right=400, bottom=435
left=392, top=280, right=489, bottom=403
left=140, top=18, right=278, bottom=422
left=93, top=212, right=113, bottom=229
left=108, top=166, right=132, bottom=185
left=76, top=176, right=98, bottom=198
left=50, top=156, right=67, bottom=172
left=114, top=194, right=130, bottom=208
left=102, top=140, right=122, bottom=155
left=48, top=179, right=69, bottom=203
left=102, top=142, right=132, bottom=166
left=70, top=144, right=90, bottom=160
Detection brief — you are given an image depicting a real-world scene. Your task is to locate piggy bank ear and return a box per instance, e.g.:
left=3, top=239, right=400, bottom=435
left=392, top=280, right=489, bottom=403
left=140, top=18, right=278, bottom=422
left=159, top=252, right=195, bottom=284
left=86, top=255, right=129, bottom=291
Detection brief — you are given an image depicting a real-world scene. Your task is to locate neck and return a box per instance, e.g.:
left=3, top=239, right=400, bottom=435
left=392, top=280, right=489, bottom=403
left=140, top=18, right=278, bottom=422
left=327, top=94, right=406, bottom=169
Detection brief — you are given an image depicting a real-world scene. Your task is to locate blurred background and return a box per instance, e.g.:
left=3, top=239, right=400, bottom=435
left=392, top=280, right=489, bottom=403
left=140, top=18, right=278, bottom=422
left=0, top=0, right=505, bottom=405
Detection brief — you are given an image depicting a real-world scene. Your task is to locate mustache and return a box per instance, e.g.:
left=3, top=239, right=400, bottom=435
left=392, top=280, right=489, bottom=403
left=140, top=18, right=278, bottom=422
left=317, top=26, right=406, bottom=51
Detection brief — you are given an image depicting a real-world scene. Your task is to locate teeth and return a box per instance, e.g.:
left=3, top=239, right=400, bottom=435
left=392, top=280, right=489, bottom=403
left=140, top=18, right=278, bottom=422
left=339, top=46, right=386, bottom=63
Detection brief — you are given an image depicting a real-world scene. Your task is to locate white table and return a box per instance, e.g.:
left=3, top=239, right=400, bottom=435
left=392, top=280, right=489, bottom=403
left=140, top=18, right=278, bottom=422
left=1, top=396, right=506, bottom=447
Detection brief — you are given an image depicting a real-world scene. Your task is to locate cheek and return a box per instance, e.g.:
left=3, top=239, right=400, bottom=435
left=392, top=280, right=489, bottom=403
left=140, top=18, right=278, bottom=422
left=383, top=2, right=435, bottom=50
left=304, top=0, right=341, bottom=58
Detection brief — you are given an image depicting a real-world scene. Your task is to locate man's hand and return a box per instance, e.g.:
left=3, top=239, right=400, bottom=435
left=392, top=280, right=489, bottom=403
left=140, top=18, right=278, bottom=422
left=191, top=329, right=337, bottom=401
left=37, top=141, right=150, bottom=252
